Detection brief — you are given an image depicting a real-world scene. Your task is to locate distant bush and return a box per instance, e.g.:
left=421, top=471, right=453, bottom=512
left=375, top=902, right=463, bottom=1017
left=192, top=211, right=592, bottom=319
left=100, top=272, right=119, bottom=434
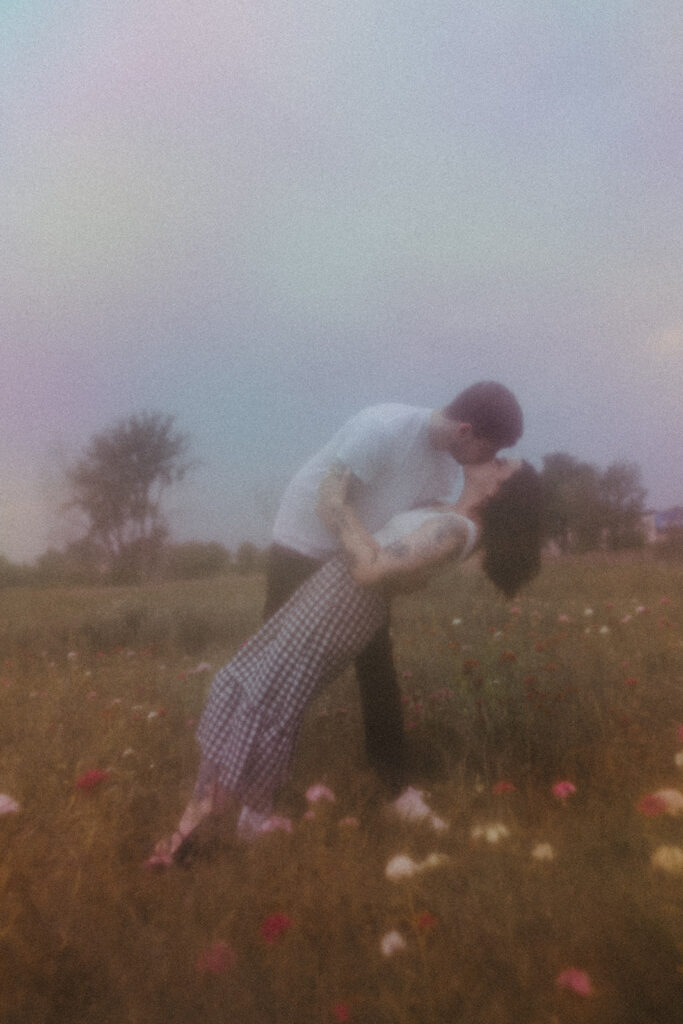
left=655, top=525, right=683, bottom=562
left=162, top=541, right=232, bottom=580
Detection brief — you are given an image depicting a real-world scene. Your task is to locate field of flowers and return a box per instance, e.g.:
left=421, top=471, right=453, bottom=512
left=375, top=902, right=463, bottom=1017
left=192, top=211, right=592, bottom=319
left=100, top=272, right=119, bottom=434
left=1, top=554, right=681, bottom=1023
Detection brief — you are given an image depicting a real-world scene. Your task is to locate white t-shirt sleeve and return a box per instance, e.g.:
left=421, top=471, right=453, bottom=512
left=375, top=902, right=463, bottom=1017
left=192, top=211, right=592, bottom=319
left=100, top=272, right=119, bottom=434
left=327, top=413, right=391, bottom=484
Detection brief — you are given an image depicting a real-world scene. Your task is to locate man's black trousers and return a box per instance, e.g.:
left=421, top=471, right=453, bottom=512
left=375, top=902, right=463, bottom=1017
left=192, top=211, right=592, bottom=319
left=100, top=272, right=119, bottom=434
left=263, top=543, right=406, bottom=792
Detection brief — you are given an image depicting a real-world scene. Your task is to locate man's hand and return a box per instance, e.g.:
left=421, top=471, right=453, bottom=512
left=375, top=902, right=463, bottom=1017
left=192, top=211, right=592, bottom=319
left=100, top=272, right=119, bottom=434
left=316, top=464, right=353, bottom=533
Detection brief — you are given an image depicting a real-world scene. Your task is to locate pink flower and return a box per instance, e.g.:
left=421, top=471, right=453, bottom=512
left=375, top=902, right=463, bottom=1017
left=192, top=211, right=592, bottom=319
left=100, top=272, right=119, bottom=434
left=555, top=968, right=594, bottom=997
left=260, top=912, right=292, bottom=945
left=305, top=783, right=336, bottom=804
left=552, top=781, right=577, bottom=800
left=258, top=815, right=293, bottom=834
left=637, top=794, right=667, bottom=817
left=677, top=725, right=683, bottom=743
left=0, top=794, right=20, bottom=815
left=196, top=941, right=235, bottom=974
left=75, top=769, right=109, bottom=791
left=492, top=781, right=516, bottom=795
left=331, top=1002, right=350, bottom=1022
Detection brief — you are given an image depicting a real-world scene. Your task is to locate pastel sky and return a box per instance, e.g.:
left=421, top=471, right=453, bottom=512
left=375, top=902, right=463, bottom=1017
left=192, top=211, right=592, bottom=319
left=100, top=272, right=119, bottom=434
left=2, top=0, right=682, bottom=561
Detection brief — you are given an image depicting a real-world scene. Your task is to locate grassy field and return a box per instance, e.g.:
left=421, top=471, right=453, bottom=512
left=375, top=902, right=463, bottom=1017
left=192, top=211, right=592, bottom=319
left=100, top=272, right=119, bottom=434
left=1, top=554, right=681, bottom=1023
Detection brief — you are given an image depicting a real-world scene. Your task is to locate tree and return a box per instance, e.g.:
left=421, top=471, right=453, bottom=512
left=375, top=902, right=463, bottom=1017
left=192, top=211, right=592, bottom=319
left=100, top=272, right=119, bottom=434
left=541, top=453, right=648, bottom=552
left=66, top=412, right=192, bottom=580
left=599, top=461, right=646, bottom=549
left=540, top=453, right=603, bottom=552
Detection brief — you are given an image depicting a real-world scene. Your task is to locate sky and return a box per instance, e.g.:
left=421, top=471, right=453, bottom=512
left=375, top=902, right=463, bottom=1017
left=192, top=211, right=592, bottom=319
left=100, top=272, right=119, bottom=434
left=2, top=0, right=682, bottom=562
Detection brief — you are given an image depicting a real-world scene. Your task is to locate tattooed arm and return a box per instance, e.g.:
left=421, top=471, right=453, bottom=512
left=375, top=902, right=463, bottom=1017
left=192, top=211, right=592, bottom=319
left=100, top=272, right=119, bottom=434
left=317, top=466, right=473, bottom=589
left=351, top=514, right=474, bottom=590
left=316, top=464, right=381, bottom=574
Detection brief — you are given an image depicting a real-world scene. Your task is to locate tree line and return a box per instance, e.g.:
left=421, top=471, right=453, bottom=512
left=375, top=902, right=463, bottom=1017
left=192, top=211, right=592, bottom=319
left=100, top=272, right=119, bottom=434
left=0, top=411, right=675, bottom=587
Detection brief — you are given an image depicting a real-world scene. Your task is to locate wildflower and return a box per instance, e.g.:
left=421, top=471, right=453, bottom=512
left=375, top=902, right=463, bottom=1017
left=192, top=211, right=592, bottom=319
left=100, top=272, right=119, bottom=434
left=621, top=614, right=632, bottom=624
left=258, top=815, right=293, bottom=834
left=67, top=651, right=78, bottom=660
left=624, top=676, right=639, bottom=687
left=338, top=816, right=360, bottom=829
left=556, top=967, right=594, bottom=997
left=414, top=911, right=438, bottom=932
left=552, top=781, right=577, bottom=800
left=385, top=854, right=420, bottom=881
left=677, top=725, right=683, bottom=743
left=451, top=617, right=462, bottom=626
left=422, top=852, right=450, bottom=870
left=75, top=769, right=109, bottom=791
left=389, top=787, right=449, bottom=832
left=331, top=1002, right=350, bottom=1022
left=510, top=605, right=521, bottom=615
left=650, top=845, right=683, bottom=876
left=500, top=649, right=516, bottom=662
left=635, top=605, right=647, bottom=614
left=637, top=794, right=667, bottom=816
left=380, top=929, right=407, bottom=957
left=598, top=625, right=610, bottom=635
left=557, top=614, right=571, bottom=623
left=531, top=842, right=555, bottom=861
left=122, top=747, right=134, bottom=758
left=492, top=781, right=516, bottom=795
left=195, top=941, right=235, bottom=974
left=471, top=823, right=510, bottom=844
left=260, top=912, right=292, bottom=945
left=305, top=782, right=336, bottom=804
left=646, top=789, right=683, bottom=816
left=674, top=751, right=683, bottom=770
left=583, top=608, right=594, bottom=617
left=0, top=794, right=20, bottom=815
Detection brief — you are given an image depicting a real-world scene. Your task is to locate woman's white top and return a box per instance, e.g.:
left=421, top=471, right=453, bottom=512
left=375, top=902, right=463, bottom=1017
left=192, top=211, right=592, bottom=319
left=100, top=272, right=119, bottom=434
left=372, top=508, right=478, bottom=561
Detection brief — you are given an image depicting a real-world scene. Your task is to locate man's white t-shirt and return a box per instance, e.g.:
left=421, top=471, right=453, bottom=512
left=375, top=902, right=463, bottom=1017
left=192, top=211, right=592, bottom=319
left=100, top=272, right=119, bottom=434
left=272, top=405, right=462, bottom=560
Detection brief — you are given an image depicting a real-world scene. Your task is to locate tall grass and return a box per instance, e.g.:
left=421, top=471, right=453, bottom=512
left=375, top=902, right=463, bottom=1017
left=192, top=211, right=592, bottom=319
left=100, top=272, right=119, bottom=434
left=1, top=555, right=681, bottom=1023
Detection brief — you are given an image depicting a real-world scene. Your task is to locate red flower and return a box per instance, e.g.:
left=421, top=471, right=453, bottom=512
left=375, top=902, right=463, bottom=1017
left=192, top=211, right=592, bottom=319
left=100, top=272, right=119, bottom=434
left=414, top=910, right=438, bottom=932
left=75, top=769, right=109, bottom=791
left=492, top=781, right=516, bottom=795
left=332, top=1002, right=350, bottom=1022
left=462, top=658, right=479, bottom=674
left=196, top=941, right=235, bottom=974
left=260, top=912, right=292, bottom=945
left=624, top=676, right=639, bottom=687
left=500, top=649, right=517, bottom=663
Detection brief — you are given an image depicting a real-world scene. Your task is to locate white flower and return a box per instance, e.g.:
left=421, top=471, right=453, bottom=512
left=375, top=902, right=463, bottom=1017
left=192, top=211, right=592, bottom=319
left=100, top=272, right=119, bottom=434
left=531, top=842, right=555, bottom=861
left=650, top=845, right=683, bottom=876
left=651, top=788, right=683, bottom=816
left=674, top=751, right=683, bottom=770
left=380, top=930, right=408, bottom=957
left=429, top=814, right=449, bottom=833
left=599, top=626, right=610, bottom=635
left=0, top=794, right=20, bottom=815
left=471, top=823, right=510, bottom=844
left=390, top=786, right=431, bottom=822
left=583, top=608, right=594, bottom=617
left=385, top=854, right=420, bottom=881
left=121, top=747, right=135, bottom=758
left=422, top=852, right=450, bottom=870
left=305, top=783, right=336, bottom=804
left=147, top=710, right=159, bottom=720
left=67, top=651, right=78, bottom=660
left=451, top=618, right=462, bottom=626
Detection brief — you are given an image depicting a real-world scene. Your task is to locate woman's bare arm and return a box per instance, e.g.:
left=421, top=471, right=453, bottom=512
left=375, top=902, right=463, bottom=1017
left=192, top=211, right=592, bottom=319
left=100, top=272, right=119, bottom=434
left=317, top=466, right=473, bottom=588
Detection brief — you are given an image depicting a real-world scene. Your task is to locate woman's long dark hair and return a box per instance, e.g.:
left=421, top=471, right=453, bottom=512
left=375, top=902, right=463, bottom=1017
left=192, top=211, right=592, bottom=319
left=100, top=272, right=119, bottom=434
left=479, top=460, right=543, bottom=598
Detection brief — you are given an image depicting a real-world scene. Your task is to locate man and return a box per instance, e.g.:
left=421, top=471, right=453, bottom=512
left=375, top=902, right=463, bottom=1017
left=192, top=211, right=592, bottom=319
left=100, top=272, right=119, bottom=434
left=264, top=381, right=523, bottom=792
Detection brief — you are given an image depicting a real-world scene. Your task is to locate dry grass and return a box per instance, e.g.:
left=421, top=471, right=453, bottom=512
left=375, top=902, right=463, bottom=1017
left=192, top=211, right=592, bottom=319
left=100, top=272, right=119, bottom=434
left=1, top=555, right=682, bottom=1023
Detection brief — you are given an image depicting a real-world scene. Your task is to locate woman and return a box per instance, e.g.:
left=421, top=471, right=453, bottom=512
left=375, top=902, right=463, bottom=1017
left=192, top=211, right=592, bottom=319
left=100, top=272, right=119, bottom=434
left=147, top=458, right=542, bottom=866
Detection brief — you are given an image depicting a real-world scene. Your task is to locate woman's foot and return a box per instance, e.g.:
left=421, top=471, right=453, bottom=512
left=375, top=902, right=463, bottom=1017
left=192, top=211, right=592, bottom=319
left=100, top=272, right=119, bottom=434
left=145, top=828, right=192, bottom=869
